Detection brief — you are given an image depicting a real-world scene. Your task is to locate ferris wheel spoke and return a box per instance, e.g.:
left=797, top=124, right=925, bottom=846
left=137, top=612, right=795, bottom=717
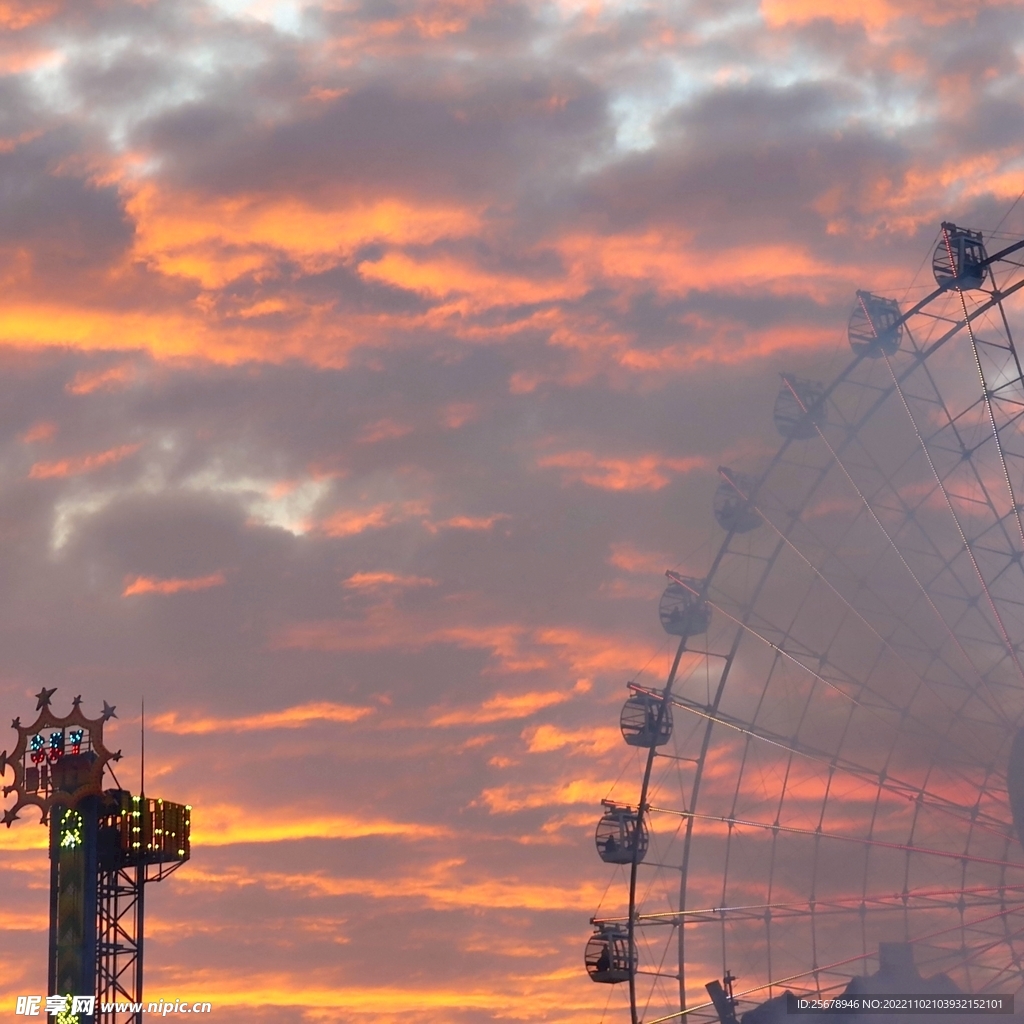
left=968, top=922, right=1024, bottom=971
left=820, top=403, right=1006, bottom=667
left=625, top=883, right=1024, bottom=928
left=981, top=235, right=1024, bottom=267
left=828, top=277, right=1024, bottom=528
left=671, top=577, right=966, bottom=847
left=719, top=468, right=1010, bottom=737
left=896, top=366, right=1020, bottom=565
left=668, top=571, right=889, bottom=717
left=639, top=924, right=684, bottom=1023
left=646, top=806, right=1024, bottom=871
left=723, top=468, right=941, bottom=679
left=917, top=267, right=1024, bottom=363
left=648, top=901, right=1024, bottom=1024
left=968, top=927, right=1024, bottom=992
left=641, top=686, right=1013, bottom=835
left=666, top=570, right=1009, bottom=801
left=913, top=308, right=962, bottom=327
left=987, top=263, right=1024, bottom=382
left=880, top=351, right=1024, bottom=695
left=936, top=920, right=1024, bottom=990
left=780, top=378, right=1013, bottom=719
left=942, top=232, right=1024, bottom=554
left=908, top=354, right=1024, bottom=702
left=762, top=503, right=1007, bottom=735
left=913, top=300, right=1024, bottom=572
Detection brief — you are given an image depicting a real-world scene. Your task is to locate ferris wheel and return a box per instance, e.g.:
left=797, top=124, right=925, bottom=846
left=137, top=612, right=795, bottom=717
left=586, top=222, right=1024, bottom=1023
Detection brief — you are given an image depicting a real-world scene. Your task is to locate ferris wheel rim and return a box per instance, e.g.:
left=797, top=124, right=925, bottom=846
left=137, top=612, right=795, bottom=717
left=614, top=228, right=1024, bottom=1024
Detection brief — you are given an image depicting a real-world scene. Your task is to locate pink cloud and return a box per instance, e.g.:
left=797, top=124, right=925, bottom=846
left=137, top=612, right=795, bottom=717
left=122, top=572, right=225, bottom=597
left=537, top=450, right=710, bottom=491
left=30, top=443, right=141, bottom=479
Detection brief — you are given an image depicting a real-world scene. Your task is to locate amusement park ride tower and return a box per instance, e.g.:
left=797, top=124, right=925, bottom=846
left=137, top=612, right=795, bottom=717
left=0, top=689, right=191, bottom=1024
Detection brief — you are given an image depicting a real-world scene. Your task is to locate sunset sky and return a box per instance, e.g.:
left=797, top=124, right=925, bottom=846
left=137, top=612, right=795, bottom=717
left=1, top=0, right=1024, bottom=1022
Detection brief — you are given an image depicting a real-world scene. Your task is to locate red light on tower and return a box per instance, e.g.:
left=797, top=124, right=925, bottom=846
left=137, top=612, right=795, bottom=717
left=2, top=689, right=120, bottom=826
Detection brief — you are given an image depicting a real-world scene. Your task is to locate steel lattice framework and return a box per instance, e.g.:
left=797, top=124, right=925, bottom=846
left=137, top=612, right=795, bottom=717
left=96, top=864, right=143, bottom=1021
left=96, top=819, right=187, bottom=1024
left=589, top=225, right=1024, bottom=1023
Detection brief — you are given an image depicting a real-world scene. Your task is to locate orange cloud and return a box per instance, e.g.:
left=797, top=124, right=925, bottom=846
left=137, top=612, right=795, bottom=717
left=181, top=856, right=605, bottom=912
left=607, top=541, right=671, bottom=574
left=598, top=578, right=654, bottom=599
left=274, top=607, right=659, bottom=678
left=539, top=810, right=596, bottom=834
left=0, top=296, right=390, bottom=367
left=126, top=182, right=481, bottom=289
left=19, top=420, right=56, bottom=443
left=426, top=513, right=510, bottom=532
left=761, top=0, right=1015, bottom=29
left=359, top=250, right=582, bottom=310
left=440, top=402, right=478, bottom=429
left=192, top=803, right=448, bottom=846
left=118, top=974, right=610, bottom=1020
left=303, top=85, right=349, bottom=103
left=357, top=417, right=414, bottom=443
left=531, top=626, right=661, bottom=677
left=318, top=500, right=429, bottom=537
left=151, top=701, right=373, bottom=734
left=430, top=688, right=574, bottom=726
left=426, top=624, right=553, bottom=673
left=509, top=307, right=846, bottom=384
left=558, top=230, right=839, bottom=300
left=274, top=616, right=550, bottom=672
left=761, top=0, right=897, bottom=27
left=489, top=754, right=518, bottom=768
left=342, top=571, right=436, bottom=590
left=122, top=572, right=225, bottom=597
left=29, top=442, right=141, bottom=479
left=0, top=823, right=48, bottom=850
left=0, top=2, right=57, bottom=30
left=522, top=723, right=622, bottom=755
left=0, top=911, right=48, bottom=931
left=65, top=362, right=135, bottom=395
left=476, top=777, right=615, bottom=813
left=0, top=183, right=959, bottom=380
left=537, top=450, right=709, bottom=490
left=0, top=158, right=1007, bottom=380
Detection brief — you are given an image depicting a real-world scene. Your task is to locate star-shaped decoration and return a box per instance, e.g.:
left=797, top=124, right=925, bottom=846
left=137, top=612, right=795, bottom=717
left=35, top=687, right=57, bottom=710
left=10, top=717, right=19, bottom=730
left=102, top=701, right=117, bottom=722
left=2, top=806, right=19, bottom=827
left=112, top=750, right=123, bottom=761
left=72, top=695, right=83, bottom=708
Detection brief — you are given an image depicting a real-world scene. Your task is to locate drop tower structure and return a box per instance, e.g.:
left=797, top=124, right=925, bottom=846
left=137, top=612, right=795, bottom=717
left=1, top=689, right=191, bottom=1024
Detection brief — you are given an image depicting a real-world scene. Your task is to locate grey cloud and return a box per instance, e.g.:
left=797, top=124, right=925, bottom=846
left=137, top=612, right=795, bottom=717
left=139, top=73, right=611, bottom=203
left=0, top=131, right=133, bottom=275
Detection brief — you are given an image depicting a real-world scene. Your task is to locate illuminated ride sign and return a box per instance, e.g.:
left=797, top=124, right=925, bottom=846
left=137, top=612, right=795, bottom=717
left=1, top=688, right=120, bottom=826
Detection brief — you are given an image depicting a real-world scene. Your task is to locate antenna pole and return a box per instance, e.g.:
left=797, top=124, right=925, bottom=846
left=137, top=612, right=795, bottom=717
left=136, top=698, right=146, bottom=1024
